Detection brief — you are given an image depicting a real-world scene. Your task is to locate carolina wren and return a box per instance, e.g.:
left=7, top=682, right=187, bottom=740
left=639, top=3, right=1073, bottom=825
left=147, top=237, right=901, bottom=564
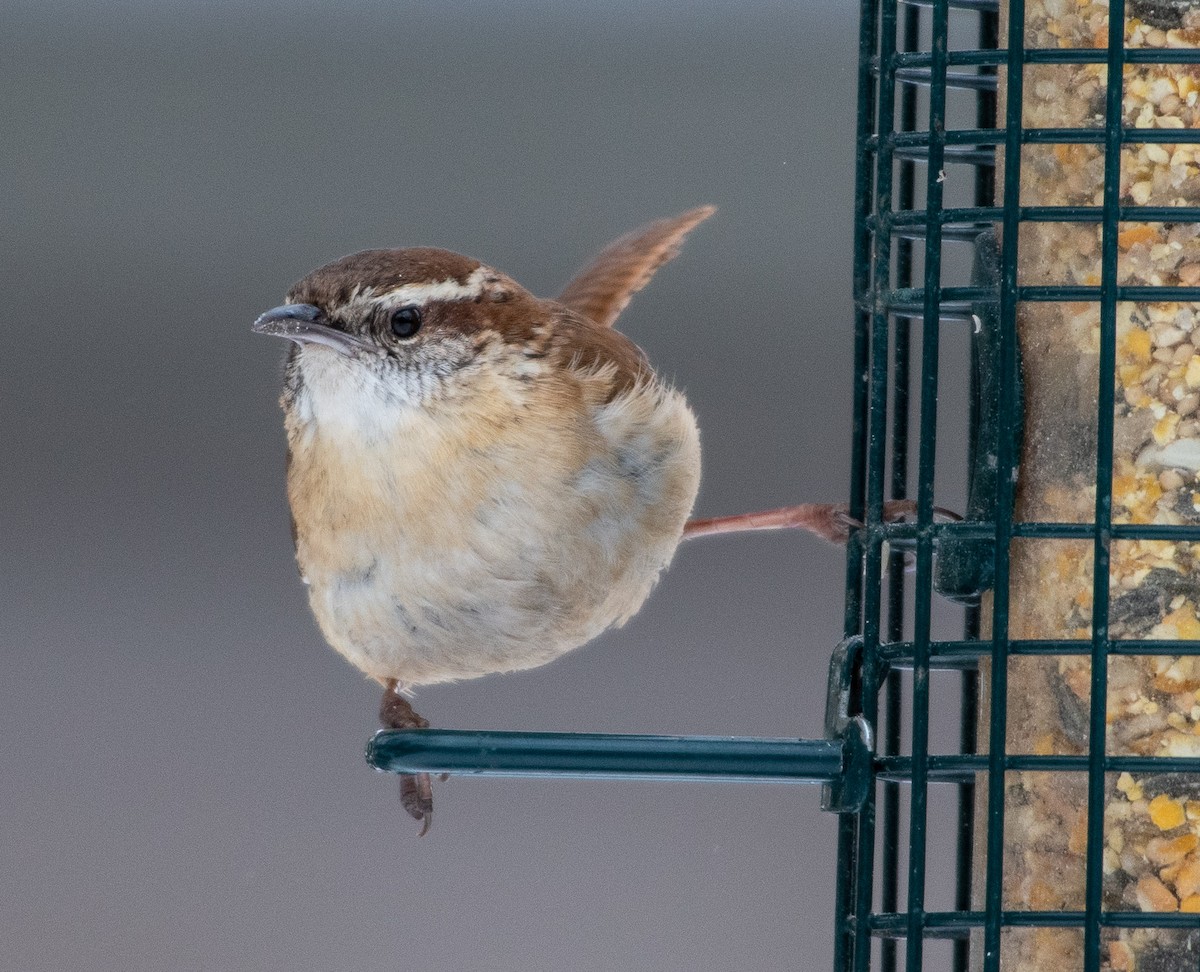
left=255, top=207, right=905, bottom=833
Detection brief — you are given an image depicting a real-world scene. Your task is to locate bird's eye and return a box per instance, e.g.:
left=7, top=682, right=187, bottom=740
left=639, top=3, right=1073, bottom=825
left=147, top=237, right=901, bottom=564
left=390, top=305, right=422, bottom=339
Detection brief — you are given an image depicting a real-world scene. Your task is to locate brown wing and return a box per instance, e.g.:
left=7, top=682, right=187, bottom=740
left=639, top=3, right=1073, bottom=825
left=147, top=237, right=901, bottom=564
left=547, top=310, right=651, bottom=401
left=557, top=206, right=716, bottom=329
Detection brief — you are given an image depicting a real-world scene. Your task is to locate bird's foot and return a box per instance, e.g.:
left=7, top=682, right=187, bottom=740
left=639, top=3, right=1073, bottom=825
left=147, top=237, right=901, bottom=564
left=824, top=500, right=964, bottom=544
left=399, top=773, right=434, bottom=836
left=816, top=500, right=915, bottom=545
left=682, top=500, right=943, bottom=545
left=380, top=681, right=435, bottom=836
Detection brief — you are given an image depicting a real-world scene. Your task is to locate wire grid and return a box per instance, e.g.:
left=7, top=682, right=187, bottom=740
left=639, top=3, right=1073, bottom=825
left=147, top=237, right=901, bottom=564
left=843, top=0, right=1200, bottom=969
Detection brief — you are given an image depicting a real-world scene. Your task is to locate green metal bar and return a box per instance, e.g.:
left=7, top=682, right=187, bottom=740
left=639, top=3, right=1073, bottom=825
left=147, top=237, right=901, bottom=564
left=1027, top=283, right=1200, bottom=300
left=857, top=518, right=1200, bottom=545
left=875, top=752, right=1200, bottom=775
left=367, top=729, right=851, bottom=785
left=884, top=283, right=1200, bottom=311
left=881, top=123, right=1200, bottom=148
left=868, top=909, right=1200, bottom=931
left=881, top=638, right=1200, bottom=661
left=901, top=0, right=998, bottom=13
left=1025, top=127, right=1200, bottom=144
left=889, top=45, right=1200, bottom=66
left=886, top=49, right=1002, bottom=67
left=1082, top=6, right=1125, bottom=969
left=923, top=518, right=1200, bottom=544
left=880, top=204, right=1200, bottom=225
left=955, top=16, right=994, bottom=965
left=887, top=282, right=1200, bottom=305
left=880, top=6, right=919, bottom=969
left=840, top=0, right=883, bottom=961
left=1015, top=521, right=1200, bottom=540
left=875, top=129, right=1000, bottom=146
left=953, top=665, right=979, bottom=972
left=846, top=0, right=880, bottom=643
left=905, top=0, right=951, bottom=961
left=983, top=0, right=1026, bottom=962
left=852, top=0, right=905, bottom=959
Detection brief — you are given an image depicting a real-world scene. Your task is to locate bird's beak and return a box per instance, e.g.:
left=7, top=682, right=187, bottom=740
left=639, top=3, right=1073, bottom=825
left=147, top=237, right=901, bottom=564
left=252, top=303, right=379, bottom=357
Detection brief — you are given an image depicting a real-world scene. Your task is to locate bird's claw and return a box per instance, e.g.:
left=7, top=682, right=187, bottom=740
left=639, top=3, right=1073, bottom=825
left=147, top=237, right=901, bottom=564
left=837, top=500, right=961, bottom=533
left=400, top=773, right=434, bottom=836
left=826, top=500, right=923, bottom=543
left=380, top=681, right=437, bottom=836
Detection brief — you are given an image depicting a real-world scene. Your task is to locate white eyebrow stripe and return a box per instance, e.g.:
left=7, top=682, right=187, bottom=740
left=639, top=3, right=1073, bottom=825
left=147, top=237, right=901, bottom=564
left=381, top=266, right=491, bottom=307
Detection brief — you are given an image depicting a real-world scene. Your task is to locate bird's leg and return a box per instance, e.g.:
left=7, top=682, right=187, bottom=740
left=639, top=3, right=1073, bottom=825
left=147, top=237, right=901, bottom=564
left=380, top=680, right=435, bottom=836
left=683, top=500, right=944, bottom=545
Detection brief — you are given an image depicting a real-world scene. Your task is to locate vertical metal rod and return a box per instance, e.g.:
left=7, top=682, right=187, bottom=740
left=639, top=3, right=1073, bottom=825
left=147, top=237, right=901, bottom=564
left=1084, top=3, right=1125, bottom=970
left=904, top=0, right=950, bottom=964
left=953, top=667, right=980, bottom=972
left=839, top=0, right=884, bottom=963
left=846, top=0, right=882, bottom=644
left=985, top=0, right=1025, bottom=965
left=881, top=8, right=921, bottom=972
left=954, top=12, right=996, bottom=972
left=834, top=789, right=861, bottom=972
left=880, top=673, right=903, bottom=972
left=852, top=0, right=904, bottom=956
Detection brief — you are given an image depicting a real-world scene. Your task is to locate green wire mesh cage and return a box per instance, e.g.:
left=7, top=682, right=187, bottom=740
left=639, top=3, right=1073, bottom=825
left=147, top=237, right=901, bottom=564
left=369, top=0, right=1200, bottom=967
left=844, top=0, right=1200, bottom=968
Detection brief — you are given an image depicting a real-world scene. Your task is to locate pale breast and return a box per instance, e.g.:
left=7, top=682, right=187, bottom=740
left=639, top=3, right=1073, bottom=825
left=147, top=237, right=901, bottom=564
left=285, top=348, right=700, bottom=686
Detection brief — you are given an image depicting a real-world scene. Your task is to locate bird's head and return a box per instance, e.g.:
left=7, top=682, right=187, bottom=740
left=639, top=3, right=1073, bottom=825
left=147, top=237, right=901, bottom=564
left=254, top=247, right=545, bottom=410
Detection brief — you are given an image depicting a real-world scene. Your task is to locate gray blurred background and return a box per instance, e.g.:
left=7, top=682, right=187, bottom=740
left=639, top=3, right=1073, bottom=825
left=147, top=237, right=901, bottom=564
left=1, top=1, right=947, bottom=969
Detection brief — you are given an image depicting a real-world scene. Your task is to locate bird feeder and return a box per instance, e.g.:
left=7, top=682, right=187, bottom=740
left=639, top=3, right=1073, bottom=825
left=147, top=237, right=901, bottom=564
left=369, top=0, right=1200, bottom=966
left=841, top=0, right=1200, bottom=968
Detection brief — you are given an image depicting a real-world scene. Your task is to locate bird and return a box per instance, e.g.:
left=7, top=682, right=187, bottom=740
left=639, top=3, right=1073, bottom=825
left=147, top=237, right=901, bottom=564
left=254, top=207, right=913, bottom=833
